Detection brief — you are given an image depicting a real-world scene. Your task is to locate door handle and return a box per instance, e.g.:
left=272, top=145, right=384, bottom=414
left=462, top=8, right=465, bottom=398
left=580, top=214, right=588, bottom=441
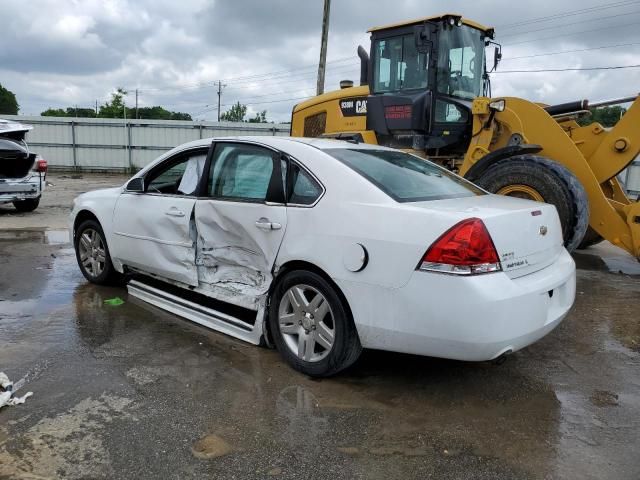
left=165, top=208, right=185, bottom=217
left=255, top=218, right=282, bottom=230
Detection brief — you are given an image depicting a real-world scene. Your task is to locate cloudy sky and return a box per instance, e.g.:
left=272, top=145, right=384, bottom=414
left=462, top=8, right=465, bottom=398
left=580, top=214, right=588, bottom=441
left=2, top=0, right=640, bottom=122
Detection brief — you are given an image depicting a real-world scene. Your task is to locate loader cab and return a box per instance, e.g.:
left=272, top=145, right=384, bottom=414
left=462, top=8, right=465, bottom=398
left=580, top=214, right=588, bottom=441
left=365, top=15, right=493, bottom=155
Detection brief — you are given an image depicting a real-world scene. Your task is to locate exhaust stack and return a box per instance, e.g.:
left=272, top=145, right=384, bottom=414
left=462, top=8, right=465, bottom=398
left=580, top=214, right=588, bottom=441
left=357, top=45, right=369, bottom=86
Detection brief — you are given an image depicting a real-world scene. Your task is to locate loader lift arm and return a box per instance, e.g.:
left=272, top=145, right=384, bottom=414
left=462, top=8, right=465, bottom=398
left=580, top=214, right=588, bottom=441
left=462, top=95, right=640, bottom=258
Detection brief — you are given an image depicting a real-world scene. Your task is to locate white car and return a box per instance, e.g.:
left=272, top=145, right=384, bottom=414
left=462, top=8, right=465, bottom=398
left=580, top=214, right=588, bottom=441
left=0, top=119, right=47, bottom=212
left=70, top=136, right=576, bottom=376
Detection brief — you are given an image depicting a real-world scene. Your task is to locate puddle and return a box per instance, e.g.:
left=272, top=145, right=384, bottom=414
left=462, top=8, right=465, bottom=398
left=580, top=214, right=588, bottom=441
left=574, top=242, right=640, bottom=276
left=0, top=228, right=69, bottom=245
left=45, top=229, right=70, bottom=245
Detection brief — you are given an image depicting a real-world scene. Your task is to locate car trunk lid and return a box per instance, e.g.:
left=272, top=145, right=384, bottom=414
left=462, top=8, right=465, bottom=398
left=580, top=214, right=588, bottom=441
left=0, top=120, right=35, bottom=180
left=411, top=194, right=564, bottom=278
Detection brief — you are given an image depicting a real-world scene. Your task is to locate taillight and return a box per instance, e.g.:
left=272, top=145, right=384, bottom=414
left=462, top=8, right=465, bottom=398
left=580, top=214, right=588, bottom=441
left=34, top=158, right=47, bottom=173
left=418, top=218, right=502, bottom=275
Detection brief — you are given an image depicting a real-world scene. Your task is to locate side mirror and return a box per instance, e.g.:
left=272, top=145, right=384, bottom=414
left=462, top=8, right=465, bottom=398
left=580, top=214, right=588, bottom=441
left=126, top=177, right=144, bottom=192
left=493, top=45, right=502, bottom=72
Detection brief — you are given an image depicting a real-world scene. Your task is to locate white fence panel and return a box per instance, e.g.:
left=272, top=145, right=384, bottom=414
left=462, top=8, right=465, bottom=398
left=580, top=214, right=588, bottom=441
left=3, top=115, right=289, bottom=172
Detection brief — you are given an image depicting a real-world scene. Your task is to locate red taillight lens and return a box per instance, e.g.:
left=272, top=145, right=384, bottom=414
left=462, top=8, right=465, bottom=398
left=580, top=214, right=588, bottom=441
left=35, top=158, right=47, bottom=173
left=418, top=218, right=501, bottom=275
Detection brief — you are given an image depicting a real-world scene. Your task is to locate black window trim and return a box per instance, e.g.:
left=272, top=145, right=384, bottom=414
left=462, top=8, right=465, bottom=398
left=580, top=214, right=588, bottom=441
left=200, top=140, right=285, bottom=205
left=281, top=154, right=326, bottom=208
left=124, top=145, right=213, bottom=197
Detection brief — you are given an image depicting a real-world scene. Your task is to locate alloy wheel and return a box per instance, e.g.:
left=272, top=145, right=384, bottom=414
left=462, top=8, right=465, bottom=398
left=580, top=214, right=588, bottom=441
left=278, top=284, right=335, bottom=362
left=78, top=228, right=106, bottom=278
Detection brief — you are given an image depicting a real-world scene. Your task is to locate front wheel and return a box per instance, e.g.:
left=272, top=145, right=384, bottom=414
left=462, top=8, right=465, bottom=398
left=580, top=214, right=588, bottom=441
left=74, top=219, right=124, bottom=285
left=268, top=270, right=362, bottom=377
left=577, top=227, right=604, bottom=249
left=13, top=197, right=40, bottom=212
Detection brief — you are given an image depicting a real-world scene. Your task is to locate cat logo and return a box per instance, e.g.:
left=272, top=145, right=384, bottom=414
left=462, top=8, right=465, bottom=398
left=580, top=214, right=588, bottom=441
left=339, top=97, right=367, bottom=117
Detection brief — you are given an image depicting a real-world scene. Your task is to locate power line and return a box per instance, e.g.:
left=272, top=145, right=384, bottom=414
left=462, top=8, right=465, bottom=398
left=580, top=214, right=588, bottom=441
left=497, top=0, right=640, bottom=29
left=502, top=42, right=640, bottom=60
left=193, top=95, right=311, bottom=116
left=132, top=61, right=357, bottom=96
left=493, top=64, right=640, bottom=73
left=500, top=10, right=640, bottom=38
left=505, top=21, right=639, bottom=46
left=135, top=57, right=354, bottom=93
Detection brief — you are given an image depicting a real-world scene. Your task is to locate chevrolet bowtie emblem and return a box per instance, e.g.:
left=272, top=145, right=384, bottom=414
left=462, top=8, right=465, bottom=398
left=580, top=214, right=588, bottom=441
left=539, top=225, right=548, bottom=236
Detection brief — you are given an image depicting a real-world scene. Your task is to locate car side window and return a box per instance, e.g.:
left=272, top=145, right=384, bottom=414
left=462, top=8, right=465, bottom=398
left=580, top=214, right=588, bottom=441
left=208, top=144, right=275, bottom=201
left=287, top=162, right=322, bottom=205
left=146, top=149, right=207, bottom=195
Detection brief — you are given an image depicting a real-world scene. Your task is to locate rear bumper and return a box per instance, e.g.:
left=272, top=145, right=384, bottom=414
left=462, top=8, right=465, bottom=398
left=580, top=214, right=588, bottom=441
left=341, top=248, right=576, bottom=361
left=0, top=173, right=45, bottom=203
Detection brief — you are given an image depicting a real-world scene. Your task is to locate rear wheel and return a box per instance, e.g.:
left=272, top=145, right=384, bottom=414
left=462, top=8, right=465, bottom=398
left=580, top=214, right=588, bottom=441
left=74, top=219, right=124, bottom=285
left=269, top=270, right=362, bottom=377
left=474, top=155, right=589, bottom=252
left=13, top=197, right=40, bottom=212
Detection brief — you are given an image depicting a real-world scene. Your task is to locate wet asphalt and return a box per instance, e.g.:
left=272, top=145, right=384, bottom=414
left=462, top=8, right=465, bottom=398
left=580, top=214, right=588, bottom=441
left=0, top=230, right=639, bottom=480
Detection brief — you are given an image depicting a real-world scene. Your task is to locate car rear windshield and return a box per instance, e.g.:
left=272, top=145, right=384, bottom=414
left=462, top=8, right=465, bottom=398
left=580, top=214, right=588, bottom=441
left=323, top=148, right=484, bottom=202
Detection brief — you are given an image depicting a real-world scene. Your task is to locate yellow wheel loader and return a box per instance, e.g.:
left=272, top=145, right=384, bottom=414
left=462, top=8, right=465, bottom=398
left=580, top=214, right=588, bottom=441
left=291, top=14, right=640, bottom=259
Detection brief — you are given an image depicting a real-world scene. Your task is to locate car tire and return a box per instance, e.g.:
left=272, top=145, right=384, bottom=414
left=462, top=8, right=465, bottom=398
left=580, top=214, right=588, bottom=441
left=268, top=270, right=362, bottom=377
left=74, top=219, right=124, bottom=285
left=13, top=197, right=40, bottom=212
left=475, top=155, right=589, bottom=252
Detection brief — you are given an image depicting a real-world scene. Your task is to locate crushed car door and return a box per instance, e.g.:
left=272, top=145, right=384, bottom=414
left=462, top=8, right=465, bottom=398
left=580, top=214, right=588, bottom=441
left=111, top=147, right=209, bottom=286
left=194, top=142, right=287, bottom=298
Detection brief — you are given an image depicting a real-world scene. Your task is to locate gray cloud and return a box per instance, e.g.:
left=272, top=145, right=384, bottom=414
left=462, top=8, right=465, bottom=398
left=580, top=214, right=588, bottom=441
left=1, top=0, right=639, bottom=121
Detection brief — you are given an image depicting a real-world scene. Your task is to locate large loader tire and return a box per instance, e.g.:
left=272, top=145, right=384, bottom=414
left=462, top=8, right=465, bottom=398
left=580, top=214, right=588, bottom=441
left=577, top=227, right=604, bottom=250
left=474, top=155, right=589, bottom=253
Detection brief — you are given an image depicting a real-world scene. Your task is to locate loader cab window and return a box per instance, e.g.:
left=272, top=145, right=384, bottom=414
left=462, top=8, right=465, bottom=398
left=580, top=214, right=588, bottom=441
left=373, top=35, right=429, bottom=93
left=436, top=25, right=485, bottom=100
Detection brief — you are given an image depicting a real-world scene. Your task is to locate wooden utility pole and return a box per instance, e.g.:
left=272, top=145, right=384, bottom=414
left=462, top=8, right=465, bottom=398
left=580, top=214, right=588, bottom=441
left=316, top=0, right=331, bottom=95
left=217, top=81, right=225, bottom=122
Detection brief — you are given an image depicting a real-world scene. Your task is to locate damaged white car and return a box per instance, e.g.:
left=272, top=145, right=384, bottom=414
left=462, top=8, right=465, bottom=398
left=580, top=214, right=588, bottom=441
left=0, top=119, right=47, bottom=212
left=70, top=137, right=576, bottom=376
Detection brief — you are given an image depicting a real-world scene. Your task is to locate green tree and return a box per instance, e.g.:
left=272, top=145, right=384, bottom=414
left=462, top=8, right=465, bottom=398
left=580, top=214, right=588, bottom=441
left=220, top=101, right=247, bottom=122
left=42, top=107, right=97, bottom=117
left=578, top=106, right=626, bottom=128
left=136, top=106, right=192, bottom=121
left=247, top=110, right=267, bottom=123
left=0, top=83, right=19, bottom=115
left=41, top=108, right=68, bottom=117
left=98, top=88, right=128, bottom=118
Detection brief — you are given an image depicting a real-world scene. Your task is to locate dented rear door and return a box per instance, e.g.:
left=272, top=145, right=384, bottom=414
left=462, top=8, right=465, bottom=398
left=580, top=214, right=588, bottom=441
left=194, top=142, right=286, bottom=297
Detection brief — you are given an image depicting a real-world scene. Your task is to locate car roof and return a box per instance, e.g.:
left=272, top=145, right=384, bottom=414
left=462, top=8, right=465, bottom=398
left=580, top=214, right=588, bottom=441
left=180, top=135, right=395, bottom=152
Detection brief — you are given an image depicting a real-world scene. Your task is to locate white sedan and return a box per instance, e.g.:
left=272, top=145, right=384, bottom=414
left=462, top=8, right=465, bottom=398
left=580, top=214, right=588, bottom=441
left=70, top=136, right=576, bottom=377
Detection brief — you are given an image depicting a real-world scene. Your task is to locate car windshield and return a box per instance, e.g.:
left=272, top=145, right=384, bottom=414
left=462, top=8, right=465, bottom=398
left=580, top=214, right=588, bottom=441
left=323, top=148, right=484, bottom=202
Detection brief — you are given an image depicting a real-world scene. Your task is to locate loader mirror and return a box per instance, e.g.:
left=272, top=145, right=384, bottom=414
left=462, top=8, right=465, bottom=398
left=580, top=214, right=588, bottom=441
left=414, top=25, right=431, bottom=54
left=493, top=46, right=502, bottom=71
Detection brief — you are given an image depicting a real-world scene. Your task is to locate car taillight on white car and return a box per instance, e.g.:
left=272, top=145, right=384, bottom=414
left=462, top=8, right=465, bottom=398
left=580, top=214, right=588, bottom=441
left=418, top=218, right=502, bottom=275
left=34, top=157, right=47, bottom=173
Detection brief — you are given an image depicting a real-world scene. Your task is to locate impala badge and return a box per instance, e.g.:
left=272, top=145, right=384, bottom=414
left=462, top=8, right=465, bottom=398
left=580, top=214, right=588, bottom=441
left=539, top=225, right=548, bottom=236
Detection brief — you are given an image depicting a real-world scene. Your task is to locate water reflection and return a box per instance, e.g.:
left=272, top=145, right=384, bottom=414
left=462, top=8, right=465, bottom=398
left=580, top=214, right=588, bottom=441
left=276, top=385, right=328, bottom=448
